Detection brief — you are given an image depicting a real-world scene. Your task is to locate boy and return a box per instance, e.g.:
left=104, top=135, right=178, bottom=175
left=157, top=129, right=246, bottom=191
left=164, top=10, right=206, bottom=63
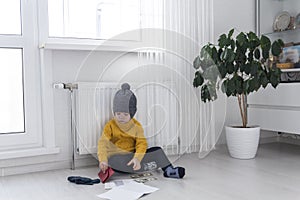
left=97, top=83, right=185, bottom=179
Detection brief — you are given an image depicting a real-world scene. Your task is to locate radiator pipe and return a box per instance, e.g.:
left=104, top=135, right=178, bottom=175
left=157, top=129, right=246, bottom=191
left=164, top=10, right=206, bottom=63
left=54, top=83, right=78, bottom=170
left=66, top=83, right=78, bottom=170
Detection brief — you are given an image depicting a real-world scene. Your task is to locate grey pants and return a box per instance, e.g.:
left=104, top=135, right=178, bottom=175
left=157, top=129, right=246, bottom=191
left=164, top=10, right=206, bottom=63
left=108, top=146, right=171, bottom=173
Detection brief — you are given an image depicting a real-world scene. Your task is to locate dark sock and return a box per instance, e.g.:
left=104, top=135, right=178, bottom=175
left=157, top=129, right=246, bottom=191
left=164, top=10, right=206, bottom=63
left=163, top=166, right=185, bottom=179
left=67, top=176, right=100, bottom=185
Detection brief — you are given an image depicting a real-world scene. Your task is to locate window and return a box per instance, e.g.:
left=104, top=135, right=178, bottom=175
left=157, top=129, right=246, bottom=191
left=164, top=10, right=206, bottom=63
left=0, top=0, right=24, bottom=134
left=0, top=48, right=24, bottom=134
left=0, top=0, right=21, bottom=35
left=0, top=0, right=45, bottom=152
left=48, top=0, right=140, bottom=40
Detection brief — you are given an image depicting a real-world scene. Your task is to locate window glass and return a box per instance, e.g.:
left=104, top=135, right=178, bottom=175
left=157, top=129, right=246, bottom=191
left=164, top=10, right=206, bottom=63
left=0, top=0, right=21, bottom=35
left=0, top=48, right=24, bottom=134
left=48, top=0, right=140, bottom=40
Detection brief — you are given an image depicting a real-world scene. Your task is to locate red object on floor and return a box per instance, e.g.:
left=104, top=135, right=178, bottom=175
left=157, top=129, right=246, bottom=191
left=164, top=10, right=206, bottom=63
left=98, top=167, right=115, bottom=183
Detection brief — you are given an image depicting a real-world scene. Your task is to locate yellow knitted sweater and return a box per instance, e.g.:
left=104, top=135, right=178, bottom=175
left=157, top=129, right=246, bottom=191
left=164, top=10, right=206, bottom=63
left=97, top=118, right=148, bottom=163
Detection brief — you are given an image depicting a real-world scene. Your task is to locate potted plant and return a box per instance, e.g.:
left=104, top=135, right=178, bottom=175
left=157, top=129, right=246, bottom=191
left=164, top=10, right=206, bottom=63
left=193, top=29, right=284, bottom=159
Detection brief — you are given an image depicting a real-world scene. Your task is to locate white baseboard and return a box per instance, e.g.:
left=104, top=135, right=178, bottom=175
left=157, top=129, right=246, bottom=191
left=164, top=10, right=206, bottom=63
left=0, top=156, right=98, bottom=177
left=259, top=136, right=279, bottom=144
left=277, top=134, right=300, bottom=145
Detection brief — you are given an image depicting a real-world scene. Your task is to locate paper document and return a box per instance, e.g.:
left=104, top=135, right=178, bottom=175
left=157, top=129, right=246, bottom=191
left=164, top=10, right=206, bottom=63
left=98, top=187, right=143, bottom=200
left=97, top=181, right=159, bottom=200
left=104, top=179, right=134, bottom=190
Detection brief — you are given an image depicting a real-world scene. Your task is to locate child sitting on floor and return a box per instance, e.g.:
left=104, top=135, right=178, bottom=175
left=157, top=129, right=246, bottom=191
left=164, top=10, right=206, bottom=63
left=97, top=83, right=185, bottom=179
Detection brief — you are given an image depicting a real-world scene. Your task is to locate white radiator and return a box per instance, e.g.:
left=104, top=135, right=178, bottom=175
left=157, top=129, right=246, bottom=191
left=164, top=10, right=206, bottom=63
left=74, top=82, right=179, bottom=155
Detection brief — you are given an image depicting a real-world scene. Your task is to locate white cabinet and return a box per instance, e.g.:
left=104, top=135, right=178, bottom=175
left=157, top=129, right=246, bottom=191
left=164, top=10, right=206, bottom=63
left=248, top=83, right=300, bottom=134
left=249, top=0, right=300, bottom=134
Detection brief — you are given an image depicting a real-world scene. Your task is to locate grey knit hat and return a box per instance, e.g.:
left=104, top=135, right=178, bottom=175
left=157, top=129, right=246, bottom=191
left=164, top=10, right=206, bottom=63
left=113, top=83, right=137, bottom=118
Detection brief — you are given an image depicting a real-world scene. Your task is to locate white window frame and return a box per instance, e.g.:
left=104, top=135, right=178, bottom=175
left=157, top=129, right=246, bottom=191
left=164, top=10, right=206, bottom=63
left=0, top=0, right=59, bottom=159
left=38, top=0, right=143, bottom=51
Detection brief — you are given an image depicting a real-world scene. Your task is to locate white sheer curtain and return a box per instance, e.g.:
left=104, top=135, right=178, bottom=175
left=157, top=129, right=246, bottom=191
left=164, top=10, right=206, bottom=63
left=137, top=0, right=217, bottom=158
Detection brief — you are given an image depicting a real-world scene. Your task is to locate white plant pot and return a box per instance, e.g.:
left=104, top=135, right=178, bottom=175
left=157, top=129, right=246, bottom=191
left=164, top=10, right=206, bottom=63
left=225, top=126, right=260, bottom=159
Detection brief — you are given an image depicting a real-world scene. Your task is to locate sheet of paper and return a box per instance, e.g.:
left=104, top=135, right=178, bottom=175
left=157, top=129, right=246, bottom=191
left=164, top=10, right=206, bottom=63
left=118, top=182, right=159, bottom=194
left=97, top=187, right=143, bottom=200
left=104, top=179, right=134, bottom=190
left=98, top=180, right=159, bottom=200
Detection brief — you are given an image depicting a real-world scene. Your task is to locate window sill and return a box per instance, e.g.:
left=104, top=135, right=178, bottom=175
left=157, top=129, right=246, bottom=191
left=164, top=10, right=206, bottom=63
left=0, top=147, right=60, bottom=160
left=40, top=37, right=142, bottom=52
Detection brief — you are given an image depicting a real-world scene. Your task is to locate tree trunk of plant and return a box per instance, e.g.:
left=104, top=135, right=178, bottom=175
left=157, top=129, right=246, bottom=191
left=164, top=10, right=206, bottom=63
left=237, top=93, right=248, bottom=128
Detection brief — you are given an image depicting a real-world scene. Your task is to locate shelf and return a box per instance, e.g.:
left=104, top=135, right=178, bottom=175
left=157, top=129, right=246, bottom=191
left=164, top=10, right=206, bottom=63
left=281, top=68, right=300, bottom=73
left=263, top=28, right=300, bottom=37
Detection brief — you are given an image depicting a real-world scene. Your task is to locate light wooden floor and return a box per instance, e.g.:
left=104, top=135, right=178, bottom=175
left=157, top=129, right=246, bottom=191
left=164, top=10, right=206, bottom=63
left=1, top=142, right=300, bottom=200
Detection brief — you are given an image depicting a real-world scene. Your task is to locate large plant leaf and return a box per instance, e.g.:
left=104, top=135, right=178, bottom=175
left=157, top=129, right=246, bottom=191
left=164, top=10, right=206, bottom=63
left=193, top=56, right=201, bottom=69
left=201, top=84, right=212, bottom=102
left=236, top=32, right=247, bottom=46
left=254, top=48, right=260, bottom=60
left=227, top=63, right=235, bottom=74
left=250, top=61, right=259, bottom=75
left=259, top=71, right=268, bottom=88
left=202, top=65, right=220, bottom=83
left=228, top=29, right=234, bottom=38
left=268, top=68, right=281, bottom=88
left=221, top=48, right=235, bottom=62
left=218, top=63, right=227, bottom=78
left=271, top=41, right=282, bottom=56
left=193, top=71, right=204, bottom=87
left=260, top=35, right=271, bottom=51
left=218, top=34, right=229, bottom=48
left=262, top=49, right=269, bottom=60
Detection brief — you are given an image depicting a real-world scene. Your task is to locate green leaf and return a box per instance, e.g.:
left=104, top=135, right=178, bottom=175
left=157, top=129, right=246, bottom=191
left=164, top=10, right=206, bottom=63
left=201, top=84, right=211, bottom=102
left=218, top=63, right=227, bottom=78
left=207, top=82, right=218, bottom=101
left=227, top=63, right=235, bottom=74
left=221, top=79, right=228, bottom=94
left=248, top=77, right=260, bottom=93
left=230, top=39, right=236, bottom=50
left=227, top=78, right=236, bottom=96
left=244, top=63, right=251, bottom=75
left=261, top=35, right=271, bottom=51
left=193, top=56, right=201, bottom=69
left=221, top=48, right=235, bottom=62
left=203, top=65, right=220, bottom=81
left=228, top=29, right=234, bottom=38
left=248, top=31, right=259, bottom=41
left=278, top=39, right=284, bottom=47
left=259, top=71, right=268, bottom=88
left=193, top=71, right=204, bottom=87
left=262, top=49, right=269, bottom=60
left=250, top=61, right=259, bottom=75
left=248, top=51, right=254, bottom=62
left=271, top=41, right=282, bottom=56
left=254, top=48, right=260, bottom=60
left=218, top=34, right=228, bottom=48
left=236, top=32, right=247, bottom=46
left=268, top=68, right=281, bottom=88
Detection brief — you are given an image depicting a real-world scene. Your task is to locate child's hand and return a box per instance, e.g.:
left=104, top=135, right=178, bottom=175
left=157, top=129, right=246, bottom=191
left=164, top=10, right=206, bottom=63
left=127, top=158, right=141, bottom=171
left=99, top=161, right=108, bottom=173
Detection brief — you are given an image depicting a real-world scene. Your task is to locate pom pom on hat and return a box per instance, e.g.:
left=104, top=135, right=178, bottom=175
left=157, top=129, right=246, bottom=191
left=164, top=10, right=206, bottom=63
left=121, top=83, right=130, bottom=90
left=113, top=83, right=137, bottom=118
